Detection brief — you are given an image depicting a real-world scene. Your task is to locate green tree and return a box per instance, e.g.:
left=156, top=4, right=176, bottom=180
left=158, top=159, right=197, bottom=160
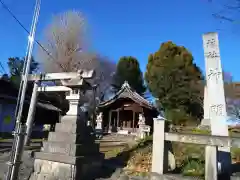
left=112, top=56, right=146, bottom=95
left=145, top=41, right=204, bottom=124
left=7, top=56, right=39, bottom=86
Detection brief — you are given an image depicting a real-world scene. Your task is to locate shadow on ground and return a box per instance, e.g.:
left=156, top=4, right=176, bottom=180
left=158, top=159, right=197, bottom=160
left=92, top=140, right=240, bottom=180
left=93, top=138, right=152, bottom=179
left=232, top=162, right=240, bottom=178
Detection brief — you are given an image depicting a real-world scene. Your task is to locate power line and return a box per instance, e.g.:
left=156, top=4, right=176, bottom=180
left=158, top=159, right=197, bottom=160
left=0, top=0, right=64, bottom=70
left=0, top=0, right=29, bottom=33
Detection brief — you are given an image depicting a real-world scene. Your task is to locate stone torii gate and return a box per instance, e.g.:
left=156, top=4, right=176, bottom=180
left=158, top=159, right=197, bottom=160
left=24, top=70, right=94, bottom=145
left=24, top=70, right=104, bottom=180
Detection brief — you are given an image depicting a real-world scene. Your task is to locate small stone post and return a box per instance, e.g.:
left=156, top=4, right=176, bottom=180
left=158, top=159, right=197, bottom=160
left=205, top=145, right=218, bottom=180
left=151, top=117, right=168, bottom=175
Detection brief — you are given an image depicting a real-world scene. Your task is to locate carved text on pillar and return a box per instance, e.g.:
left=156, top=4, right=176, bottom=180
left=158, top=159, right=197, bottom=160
left=207, top=68, right=222, bottom=83
left=204, top=51, right=220, bottom=59
left=206, top=38, right=216, bottom=48
left=210, top=104, right=224, bottom=116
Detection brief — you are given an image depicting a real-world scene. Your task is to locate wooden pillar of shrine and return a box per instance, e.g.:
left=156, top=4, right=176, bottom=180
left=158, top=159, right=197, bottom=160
left=113, top=118, right=116, bottom=128
left=108, top=110, right=112, bottom=131
left=117, top=109, right=120, bottom=129
left=132, top=110, right=136, bottom=132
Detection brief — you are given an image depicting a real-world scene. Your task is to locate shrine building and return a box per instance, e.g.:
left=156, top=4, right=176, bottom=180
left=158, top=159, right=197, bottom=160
left=97, top=81, right=158, bottom=134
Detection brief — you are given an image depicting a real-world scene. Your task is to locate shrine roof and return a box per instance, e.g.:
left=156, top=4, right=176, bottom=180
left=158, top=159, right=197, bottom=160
left=98, top=81, right=156, bottom=110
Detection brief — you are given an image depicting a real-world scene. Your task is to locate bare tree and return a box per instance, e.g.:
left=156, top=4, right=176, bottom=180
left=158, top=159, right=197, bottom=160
left=37, top=10, right=116, bottom=116
left=93, top=55, right=116, bottom=101
left=37, top=10, right=91, bottom=72
left=83, top=55, right=116, bottom=113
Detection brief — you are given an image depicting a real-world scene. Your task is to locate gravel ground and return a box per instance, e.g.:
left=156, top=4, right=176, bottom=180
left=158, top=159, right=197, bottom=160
left=0, top=151, right=34, bottom=180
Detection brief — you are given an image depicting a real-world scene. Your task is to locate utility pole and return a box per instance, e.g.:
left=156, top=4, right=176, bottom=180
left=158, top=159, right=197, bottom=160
left=5, top=0, right=41, bottom=179
left=25, top=81, right=39, bottom=146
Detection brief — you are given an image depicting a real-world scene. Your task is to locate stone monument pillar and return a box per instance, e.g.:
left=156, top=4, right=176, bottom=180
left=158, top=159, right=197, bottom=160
left=202, top=32, right=231, bottom=175
left=29, top=79, right=104, bottom=180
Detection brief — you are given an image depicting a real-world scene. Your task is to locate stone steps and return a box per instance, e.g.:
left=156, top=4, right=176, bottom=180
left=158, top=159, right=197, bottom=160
left=47, top=131, right=94, bottom=143
left=101, top=134, right=137, bottom=142
left=96, top=140, right=128, bottom=153
left=95, top=134, right=137, bottom=154
left=100, top=145, right=127, bottom=153
left=98, top=141, right=126, bottom=146
left=34, top=152, right=104, bottom=165
left=55, top=122, right=88, bottom=134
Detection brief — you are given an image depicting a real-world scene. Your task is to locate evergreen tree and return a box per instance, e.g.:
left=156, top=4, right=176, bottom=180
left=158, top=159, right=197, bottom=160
left=7, top=56, right=39, bottom=86
left=145, top=41, right=204, bottom=124
left=112, top=56, right=146, bottom=95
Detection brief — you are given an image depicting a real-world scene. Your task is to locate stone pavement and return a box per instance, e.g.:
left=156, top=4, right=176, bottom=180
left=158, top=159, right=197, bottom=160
left=0, top=150, right=34, bottom=180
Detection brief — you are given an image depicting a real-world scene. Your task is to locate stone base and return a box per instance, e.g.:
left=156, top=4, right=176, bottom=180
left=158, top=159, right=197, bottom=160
left=198, top=119, right=211, bottom=131
left=200, top=118, right=211, bottom=126
left=197, top=125, right=211, bottom=131
left=29, top=157, right=103, bottom=180
left=117, top=130, right=129, bottom=135
left=41, top=141, right=99, bottom=156
left=29, top=159, right=76, bottom=180
left=29, top=113, right=104, bottom=180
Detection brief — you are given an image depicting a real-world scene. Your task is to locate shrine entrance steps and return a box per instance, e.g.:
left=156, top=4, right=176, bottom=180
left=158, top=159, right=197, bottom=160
left=96, top=133, right=138, bottom=158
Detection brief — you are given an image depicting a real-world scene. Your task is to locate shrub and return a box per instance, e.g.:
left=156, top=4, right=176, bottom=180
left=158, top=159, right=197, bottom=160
left=181, top=158, right=204, bottom=177
left=231, top=147, right=240, bottom=162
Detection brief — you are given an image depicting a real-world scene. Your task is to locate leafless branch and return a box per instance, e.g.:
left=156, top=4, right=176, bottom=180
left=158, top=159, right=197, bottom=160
left=37, top=10, right=91, bottom=72
left=37, top=10, right=116, bottom=111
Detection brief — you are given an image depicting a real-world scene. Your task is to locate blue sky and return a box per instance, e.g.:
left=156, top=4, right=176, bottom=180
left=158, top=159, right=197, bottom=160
left=0, top=0, right=240, bottom=80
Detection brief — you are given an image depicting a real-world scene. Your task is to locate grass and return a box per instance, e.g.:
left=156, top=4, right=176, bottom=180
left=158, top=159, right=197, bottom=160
left=181, top=158, right=204, bottom=177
